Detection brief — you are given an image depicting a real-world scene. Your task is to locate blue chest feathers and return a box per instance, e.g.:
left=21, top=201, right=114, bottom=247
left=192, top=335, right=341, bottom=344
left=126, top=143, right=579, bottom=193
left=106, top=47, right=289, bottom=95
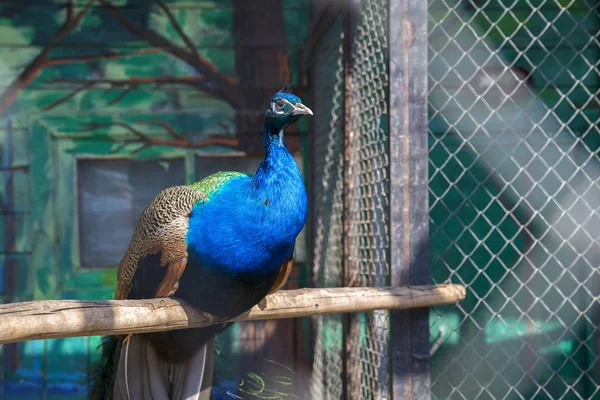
left=186, top=150, right=307, bottom=277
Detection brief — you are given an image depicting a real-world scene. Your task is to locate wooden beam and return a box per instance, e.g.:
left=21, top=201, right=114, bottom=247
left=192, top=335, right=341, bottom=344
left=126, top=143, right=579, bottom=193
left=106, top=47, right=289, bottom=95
left=0, top=285, right=464, bottom=345
left=388, top=0, right=430, bottom=398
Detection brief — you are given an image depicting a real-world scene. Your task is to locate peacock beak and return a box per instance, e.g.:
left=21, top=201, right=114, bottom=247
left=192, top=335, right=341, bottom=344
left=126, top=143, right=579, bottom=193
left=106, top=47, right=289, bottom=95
left=292, top=103, right=313, bottom=116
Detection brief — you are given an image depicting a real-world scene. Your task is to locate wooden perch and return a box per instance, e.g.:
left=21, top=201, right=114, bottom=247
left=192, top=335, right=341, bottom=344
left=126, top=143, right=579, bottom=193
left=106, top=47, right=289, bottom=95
left=0, top=285, right=464, bottom=345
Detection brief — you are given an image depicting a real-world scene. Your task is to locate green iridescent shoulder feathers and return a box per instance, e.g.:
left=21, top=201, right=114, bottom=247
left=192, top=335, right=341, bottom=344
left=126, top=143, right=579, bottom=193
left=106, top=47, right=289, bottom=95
left=187, top=171, right=249, bottom=197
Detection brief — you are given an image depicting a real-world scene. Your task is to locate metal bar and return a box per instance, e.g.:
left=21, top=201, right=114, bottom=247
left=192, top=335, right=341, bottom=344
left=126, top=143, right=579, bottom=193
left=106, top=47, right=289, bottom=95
left=388, top=0, right=430, bottom=398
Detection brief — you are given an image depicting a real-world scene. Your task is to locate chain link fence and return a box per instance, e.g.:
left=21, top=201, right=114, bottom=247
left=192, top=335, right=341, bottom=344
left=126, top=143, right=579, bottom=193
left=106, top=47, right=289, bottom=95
left=311, top=1, right=392, bottom=399
left=310, top=0, right=599, bottom=398
left=345, top=0, right=391, bottom=397
left=310, top=13, right=346, bottom=400
left=428, top=0, right=600, bottom=398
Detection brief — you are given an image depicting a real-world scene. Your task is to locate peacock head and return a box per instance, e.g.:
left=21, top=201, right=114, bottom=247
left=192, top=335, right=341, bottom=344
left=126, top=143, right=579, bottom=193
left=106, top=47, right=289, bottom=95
left=265, top=85, right=313, bottom=130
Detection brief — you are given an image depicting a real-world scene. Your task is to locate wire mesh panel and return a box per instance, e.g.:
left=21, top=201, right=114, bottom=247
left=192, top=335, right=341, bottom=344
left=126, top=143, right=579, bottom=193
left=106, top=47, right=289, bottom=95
left=428, top=0, right=600, bottom=398
left=310, top=0, right=393, bottom=399
left=310, top=15, right=346, bottom=400
left=345, top=0, right=391, bottom=399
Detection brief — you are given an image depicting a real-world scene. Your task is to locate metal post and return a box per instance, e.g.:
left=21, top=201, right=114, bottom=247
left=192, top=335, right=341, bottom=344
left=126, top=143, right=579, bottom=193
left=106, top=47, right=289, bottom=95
left=388, top=0, right=430, bottom=399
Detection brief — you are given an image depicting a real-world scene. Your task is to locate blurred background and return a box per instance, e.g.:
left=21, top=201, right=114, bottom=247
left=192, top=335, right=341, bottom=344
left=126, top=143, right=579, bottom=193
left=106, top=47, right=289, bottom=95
left=0, top=0, right=598, bottom=399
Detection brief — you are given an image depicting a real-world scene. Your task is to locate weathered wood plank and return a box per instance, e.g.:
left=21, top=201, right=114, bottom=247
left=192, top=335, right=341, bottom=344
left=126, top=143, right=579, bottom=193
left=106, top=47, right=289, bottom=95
left=0, top=284, right=465, bottom=344
left=389, top=0, right=430, bottom=398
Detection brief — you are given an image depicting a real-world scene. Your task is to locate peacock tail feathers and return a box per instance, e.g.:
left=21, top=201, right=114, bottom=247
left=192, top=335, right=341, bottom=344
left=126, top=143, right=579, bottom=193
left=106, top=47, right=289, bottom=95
left=89, top=335, right=122, bottom=400
left=89, top=334, right=297, bottom=400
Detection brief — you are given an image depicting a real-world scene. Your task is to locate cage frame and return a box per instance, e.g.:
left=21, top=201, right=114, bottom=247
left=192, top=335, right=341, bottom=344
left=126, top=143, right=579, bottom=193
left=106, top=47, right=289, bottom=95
left=306, top=0, right=431, bottom=398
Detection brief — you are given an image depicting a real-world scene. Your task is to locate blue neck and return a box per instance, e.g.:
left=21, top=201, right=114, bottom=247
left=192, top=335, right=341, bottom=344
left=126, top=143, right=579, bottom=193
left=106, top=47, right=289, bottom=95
left=186, top=119, right=307, bottom=278
left=252, top=121, right=295, bottom=187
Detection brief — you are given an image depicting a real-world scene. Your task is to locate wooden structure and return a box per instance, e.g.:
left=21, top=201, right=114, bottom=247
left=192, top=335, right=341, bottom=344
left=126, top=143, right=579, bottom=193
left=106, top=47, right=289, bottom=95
left=0, top=285, right=465, bottom=345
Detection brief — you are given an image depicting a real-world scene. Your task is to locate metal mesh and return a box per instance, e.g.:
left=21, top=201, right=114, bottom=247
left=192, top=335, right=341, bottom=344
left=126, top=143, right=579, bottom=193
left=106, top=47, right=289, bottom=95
left=428, top=0, right=600, bottom=398
left=310, top=1, right=392, bottom=399
left=346, top=0, right=391, bottom=399
left=310, top=16, right=346, bottom=400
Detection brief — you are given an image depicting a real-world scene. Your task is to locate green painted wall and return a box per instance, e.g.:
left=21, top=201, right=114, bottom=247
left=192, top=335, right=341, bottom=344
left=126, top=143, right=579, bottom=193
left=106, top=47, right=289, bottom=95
left=0, top=1, right=311, bottom=398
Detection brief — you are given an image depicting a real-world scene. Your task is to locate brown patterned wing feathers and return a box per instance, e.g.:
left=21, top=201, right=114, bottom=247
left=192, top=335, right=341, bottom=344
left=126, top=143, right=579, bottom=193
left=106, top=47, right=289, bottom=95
left=114, top=186, right=207, bottom=300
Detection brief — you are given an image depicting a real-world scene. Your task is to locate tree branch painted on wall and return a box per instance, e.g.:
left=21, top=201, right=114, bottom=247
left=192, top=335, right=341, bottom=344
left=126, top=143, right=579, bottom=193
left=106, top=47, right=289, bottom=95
left=85, top=119, right=239, bottom=154
left=0, top=0, right=310, bottom=395
left=0, top=0, right=300, bottom=155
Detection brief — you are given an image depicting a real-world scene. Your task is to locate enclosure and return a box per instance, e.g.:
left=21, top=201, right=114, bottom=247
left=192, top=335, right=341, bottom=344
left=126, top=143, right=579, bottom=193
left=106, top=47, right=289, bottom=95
left=0, top=0, right=599, bottom=399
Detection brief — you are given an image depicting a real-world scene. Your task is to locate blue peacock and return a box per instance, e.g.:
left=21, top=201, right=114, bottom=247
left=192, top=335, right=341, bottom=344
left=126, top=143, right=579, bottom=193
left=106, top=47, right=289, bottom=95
left=90, top=87, right=311, bottom=400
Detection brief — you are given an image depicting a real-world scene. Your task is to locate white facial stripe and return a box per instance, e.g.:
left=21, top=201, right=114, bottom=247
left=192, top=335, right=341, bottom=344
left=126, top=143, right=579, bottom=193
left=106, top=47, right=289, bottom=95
left=271, top=103, right=284, bottom=115
left=280, top=98, right=294, bottom=108
left=271, top=98, right=295, bottom=115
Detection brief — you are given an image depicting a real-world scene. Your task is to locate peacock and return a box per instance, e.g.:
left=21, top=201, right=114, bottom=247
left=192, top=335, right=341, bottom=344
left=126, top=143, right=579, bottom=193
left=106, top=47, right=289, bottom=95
left=89, top=87, right=312, bottom=400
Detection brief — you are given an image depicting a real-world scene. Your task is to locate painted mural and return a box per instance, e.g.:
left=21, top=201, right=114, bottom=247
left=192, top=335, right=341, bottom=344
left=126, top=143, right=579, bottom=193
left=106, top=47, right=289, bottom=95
left=0, top=1, right=311, bottom=398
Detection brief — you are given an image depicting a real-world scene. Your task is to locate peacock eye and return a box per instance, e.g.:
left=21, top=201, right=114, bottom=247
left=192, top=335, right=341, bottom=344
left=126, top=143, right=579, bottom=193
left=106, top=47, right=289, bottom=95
left=276, top=101, right=285, bottom=110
